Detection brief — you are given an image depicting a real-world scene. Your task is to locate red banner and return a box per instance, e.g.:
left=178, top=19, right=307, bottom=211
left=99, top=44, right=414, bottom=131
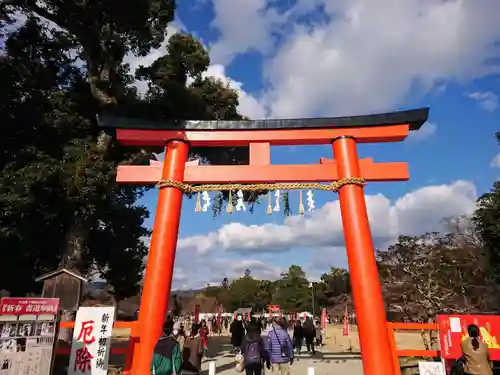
left=438, top=314, right=500, bottom=360
left=343, top=305, right=349, bottom=336
left=0, top=297, right=59, bottom=315
left=321, top=308, right=327, bottom=330
left=193, top=304, right=200, bottom=324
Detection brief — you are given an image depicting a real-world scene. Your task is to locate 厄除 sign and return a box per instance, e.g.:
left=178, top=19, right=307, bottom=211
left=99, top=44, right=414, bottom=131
left=68, top=306, right=115, bottom=375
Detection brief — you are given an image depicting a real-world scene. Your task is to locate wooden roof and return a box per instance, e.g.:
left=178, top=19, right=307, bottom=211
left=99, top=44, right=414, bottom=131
left=98, top=107, right=429, bottom=132
left=35, top=268, right=87, bottom=282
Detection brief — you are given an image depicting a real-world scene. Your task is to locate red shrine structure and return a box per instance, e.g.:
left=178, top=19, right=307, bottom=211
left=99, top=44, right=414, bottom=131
left=102, top=107, right=429, bottom=375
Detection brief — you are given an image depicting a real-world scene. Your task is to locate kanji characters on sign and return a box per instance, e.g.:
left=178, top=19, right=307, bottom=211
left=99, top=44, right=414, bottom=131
left=68, top=307, right=115, bottom=375
left=0, top=298, right=59, bottom=315
left=77, top=321, right=96, bottom=344
left=95, top=313, right=111, bottom=370
left=74, top=347, right=94, bottom=373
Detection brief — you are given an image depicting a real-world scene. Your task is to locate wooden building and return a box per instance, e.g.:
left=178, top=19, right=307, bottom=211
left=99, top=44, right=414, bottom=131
left=35, top=268, right=87, bottom=311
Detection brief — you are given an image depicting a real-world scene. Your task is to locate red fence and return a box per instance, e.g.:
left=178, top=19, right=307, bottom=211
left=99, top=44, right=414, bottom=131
left=387, top=322, right=439, bottom=375
left=57, top=320, right=439, bottom=375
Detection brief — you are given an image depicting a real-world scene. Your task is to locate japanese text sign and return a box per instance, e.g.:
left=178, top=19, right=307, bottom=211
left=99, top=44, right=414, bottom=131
left=437, top=314, right=500, bottom=360
left=68, top=306, right=115, bottom=375
left=0, top=297, right=59, bottom=315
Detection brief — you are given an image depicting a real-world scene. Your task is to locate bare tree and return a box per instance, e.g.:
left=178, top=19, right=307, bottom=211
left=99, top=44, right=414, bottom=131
left=378, top=233, right=497, bottom=321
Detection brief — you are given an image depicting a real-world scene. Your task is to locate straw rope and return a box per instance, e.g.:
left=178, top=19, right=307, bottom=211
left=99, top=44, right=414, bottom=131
left=156, top=177, right=365, bottom=193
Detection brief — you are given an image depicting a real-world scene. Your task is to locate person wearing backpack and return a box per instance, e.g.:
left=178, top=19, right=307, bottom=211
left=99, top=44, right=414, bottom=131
left=150, top=321, right=182, bottom=375
left=267, top=319, right=294, bottom=375
left=241, top=322, right=269, bottom=375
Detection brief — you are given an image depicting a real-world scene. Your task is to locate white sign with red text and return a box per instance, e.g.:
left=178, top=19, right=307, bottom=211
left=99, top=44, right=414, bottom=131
left=67, top=307, right=115, bottom=375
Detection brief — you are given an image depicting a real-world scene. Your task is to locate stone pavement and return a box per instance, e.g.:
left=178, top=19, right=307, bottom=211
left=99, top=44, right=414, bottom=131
left=201, top=335, right=364, bottom=375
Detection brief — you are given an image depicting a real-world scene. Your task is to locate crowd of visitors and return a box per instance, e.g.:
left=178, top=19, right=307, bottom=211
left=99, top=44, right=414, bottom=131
left=150, top=313, right=325, bottom=375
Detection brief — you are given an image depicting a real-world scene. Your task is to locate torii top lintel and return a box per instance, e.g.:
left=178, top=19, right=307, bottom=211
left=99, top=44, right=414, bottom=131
left=100, top=107, right=429, bottom=147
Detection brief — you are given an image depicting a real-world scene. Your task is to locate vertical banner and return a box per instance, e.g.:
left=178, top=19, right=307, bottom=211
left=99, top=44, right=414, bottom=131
left=233, top=312, right=237, bottom=321
left=68, top=306, right=115, bottom=375
left=193, top=305, right=200, bottom=324
left=343, top=305, right=349, bottom=336
left=321, top=308, right=327, bottom=330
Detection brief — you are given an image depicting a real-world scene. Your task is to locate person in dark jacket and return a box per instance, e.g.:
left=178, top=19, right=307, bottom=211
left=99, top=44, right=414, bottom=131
left=302, top=317, right=316, bottom=354
left=292, top=321, right=304, bottom=354
left=241, top=322, right=269, bottom=375
left=150, top=321, right=182, bottom=375
left=230, top=315, right=246, bottom=351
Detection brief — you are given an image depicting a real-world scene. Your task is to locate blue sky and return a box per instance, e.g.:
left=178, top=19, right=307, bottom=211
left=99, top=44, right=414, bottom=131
left=132, top=0, right=500, bottom=289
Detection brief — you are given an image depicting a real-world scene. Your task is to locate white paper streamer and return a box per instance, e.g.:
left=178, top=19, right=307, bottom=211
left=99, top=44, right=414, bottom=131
left=273, top=190, right=281, bottom=212
left=306, top=190, right=315, bottom=212
left=201, top=191, right=211, bottom=212
left=235, top=190, right=246, bottom=212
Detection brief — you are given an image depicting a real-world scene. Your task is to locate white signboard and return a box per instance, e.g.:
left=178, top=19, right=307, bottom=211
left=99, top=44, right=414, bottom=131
left=68, top=307, right=115, bottom=375
left=418, top=361, right=445, bottom=375
left=449, top=317, right=462, bottom=333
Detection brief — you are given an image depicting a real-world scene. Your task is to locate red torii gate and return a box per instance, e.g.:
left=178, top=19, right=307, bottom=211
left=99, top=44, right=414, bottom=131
left=102, top=107, right=429, bottom=375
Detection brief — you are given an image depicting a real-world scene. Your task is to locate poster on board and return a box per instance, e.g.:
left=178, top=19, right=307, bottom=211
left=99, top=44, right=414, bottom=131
left=67, top=306, right=115, bottom=375
left=0, top=297, right=60, bottom=375
left=437, top=314, right=500, bottom=360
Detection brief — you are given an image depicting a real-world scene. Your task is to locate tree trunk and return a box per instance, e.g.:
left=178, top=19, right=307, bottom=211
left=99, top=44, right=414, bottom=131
left=60, top=222, right=86, bottom=271
left=58, top=310, right=76, bottom=345
left=58, top=223, right=86, bottom=347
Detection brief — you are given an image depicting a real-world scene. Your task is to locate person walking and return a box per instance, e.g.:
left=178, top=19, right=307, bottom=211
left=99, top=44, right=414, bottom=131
left=150, top=321, right=182, bottom=375
left=292, top=320, right=304, bottom=355
left=200, top=320, right=209, bottom=360
left=182, top=323, right=204, bottom=375
left=230, top=315, right=245, bottom=352
left=314, top=320, right=322, bottom=347
left=302, top=317, right=316, bottom=354
left=241, top=322, right=269, bottom=375
left=267, top=319, right=294, bottom=375
left=461, top=324, right=492, bottom=375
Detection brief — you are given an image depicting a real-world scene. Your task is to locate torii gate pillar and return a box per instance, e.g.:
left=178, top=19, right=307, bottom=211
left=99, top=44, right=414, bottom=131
left=333, top=136, right=393, bottom=373
left=133, top=140, right=189, bottom=375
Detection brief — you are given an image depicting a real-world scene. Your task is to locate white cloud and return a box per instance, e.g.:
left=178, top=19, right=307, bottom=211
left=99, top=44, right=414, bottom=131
left=210, top=0, right=500, bottom=118
left=407, top=121, right=437, bottom=142
left=208, top=0, right=278, bottom=65
left=170, top=180, right=478, bottom=288
left=124, top=26, right=265, bottom=119
left=202, top=65, right=266, bottom=119
left=491, top=153, right=500, bottom=168
left=466, top=91, right=499, bottom=112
